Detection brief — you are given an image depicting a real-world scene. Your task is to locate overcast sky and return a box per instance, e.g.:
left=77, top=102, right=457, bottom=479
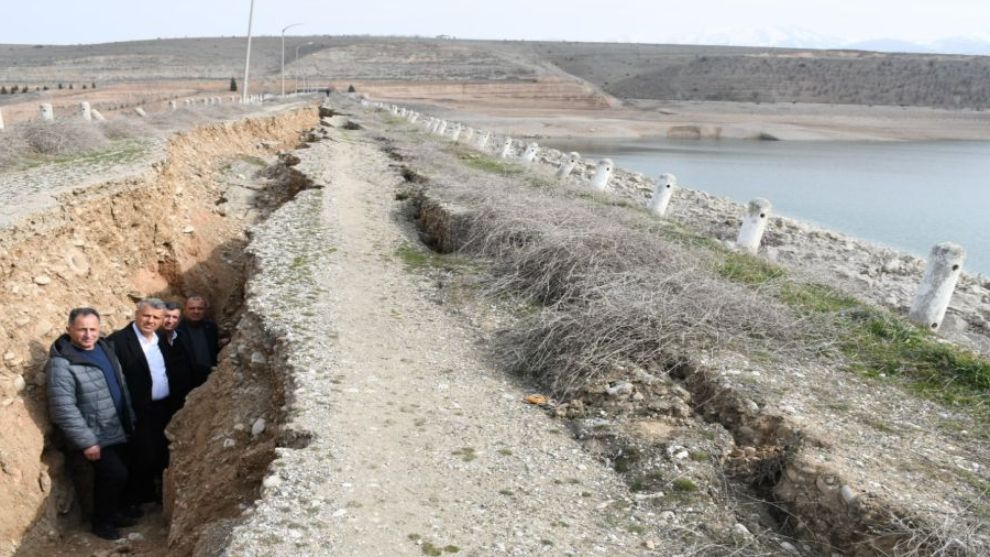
left=4, top=0, right=989, bottom=48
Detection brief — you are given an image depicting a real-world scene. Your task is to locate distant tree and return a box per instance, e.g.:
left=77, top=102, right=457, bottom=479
left=82, top=84, right=87, bottom=89
left=68, top=83, right=73, bottom=89
left=11, top=85, right=18, bottom=94
left=0, top=86, right=6, bottom=94
left=57, top=83, right=63, bottom=90
left=21, top=86, right=28, bottom=93
left=91, top=82, right=96, bottom=89
left=42, top=85, right=49, bottom=90
left=348, top=84, right=356, bottom=93
left=230, top=77, right=238, bottom=92
left=35, top=86, right=40, bottom=91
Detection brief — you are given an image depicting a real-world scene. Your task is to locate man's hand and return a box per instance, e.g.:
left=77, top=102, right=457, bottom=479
left=82, top=445, right=101, bottom=461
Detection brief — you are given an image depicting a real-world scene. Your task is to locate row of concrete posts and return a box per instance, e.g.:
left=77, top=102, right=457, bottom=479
left=366, top=99, right=965, bottom=333
left=0, top=94, right=265, bottom=128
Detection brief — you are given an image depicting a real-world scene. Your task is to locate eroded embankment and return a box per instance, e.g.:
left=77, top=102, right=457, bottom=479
left=0, top=105, right=318, bottom=556
left=353, top=96, right=990, bottom=557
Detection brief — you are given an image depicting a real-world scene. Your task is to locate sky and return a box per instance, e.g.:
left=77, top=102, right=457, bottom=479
left=3, top=0, right=990, bottom=52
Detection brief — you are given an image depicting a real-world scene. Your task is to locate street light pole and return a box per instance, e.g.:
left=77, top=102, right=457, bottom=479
left=294, top=41, right=314, bottom=93
left=242, top=0, right=256, bottom=103
left=281, top=23, right=302, bottom=96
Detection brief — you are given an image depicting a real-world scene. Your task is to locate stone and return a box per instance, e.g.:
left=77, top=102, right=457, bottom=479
left=182, top=226, right=195, bottom=234
left=33, top=275, right=51, bottom=285
left=251, top=418, right=267, bottom=437
left=12, top=375, right=26, bottom=393
left=732, top=523, right=752, bottom=539
left=127, top=532, right=145, bottom=542
left=605, top=381, right=634, bottom=397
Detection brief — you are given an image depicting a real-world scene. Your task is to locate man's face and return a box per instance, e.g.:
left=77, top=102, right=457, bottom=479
left=162, top=309, right=181, bottom=332
left=184, top=298, right=207, bottom=323
left=135, top=306, right=164, bottom=336
left=67, top=314, right=100, bottom=351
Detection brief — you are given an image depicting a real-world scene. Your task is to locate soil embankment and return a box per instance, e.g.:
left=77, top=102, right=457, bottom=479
left=0, top=104, right=318, bottom=556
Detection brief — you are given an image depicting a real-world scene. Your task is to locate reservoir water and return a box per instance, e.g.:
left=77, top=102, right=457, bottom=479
left=547, top=137, right=990, bottom=276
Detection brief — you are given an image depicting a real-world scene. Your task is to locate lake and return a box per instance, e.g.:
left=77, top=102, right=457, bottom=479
left=547, top=137, right=990, bottom=276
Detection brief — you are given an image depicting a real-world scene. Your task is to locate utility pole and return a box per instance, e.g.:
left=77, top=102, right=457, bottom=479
left=242, top=0, right=256, bottom=103
left=281, top=23, right=302, bottom=96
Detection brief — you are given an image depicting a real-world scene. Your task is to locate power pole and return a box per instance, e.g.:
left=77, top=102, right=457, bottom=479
left=242, top=0, right=256, bottom=103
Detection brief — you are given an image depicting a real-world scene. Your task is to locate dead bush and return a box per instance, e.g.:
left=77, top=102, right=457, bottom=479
left=19, top=119, right=109, bottom=157
left=98, top=116, right=155, bottom=140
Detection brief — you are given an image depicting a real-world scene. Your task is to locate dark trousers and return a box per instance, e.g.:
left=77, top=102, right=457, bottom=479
left=126, top=398, right=174, bottom=504
left=90, top=444, right=130, bottom=525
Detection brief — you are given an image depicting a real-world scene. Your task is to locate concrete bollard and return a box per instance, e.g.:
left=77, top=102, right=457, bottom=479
left=591, top=158, right=613, bottom=190
left=475, top=131, right=490, bottom=151
left=462, top=127, right=474, bottom=143
left=0, top=107, right=4, bottom=132
left=134, top=107, right=147, bottom=117
left=499, top=138, right=513, bottom=159
left=40, top=103, right=55, bottom=122
left=647, top=173, right=677, bottom=216
left=409, top=113, right=419, bottom=124
left=736, top=198, right=772, bottom=254
left=520, top=142, right=539, bottom=165
left=449, top=124, right=462, bottom=142
left=91, top=109, right=106, bottom=121
left=79, top=102, right=92, bottom=121
left=435, top=120, right=447, bottom=136
left=168, top=100, right=178, bottom=111
left=555, top=151, right=581, bottom=179
left=909, top=243, right=966, bottom=331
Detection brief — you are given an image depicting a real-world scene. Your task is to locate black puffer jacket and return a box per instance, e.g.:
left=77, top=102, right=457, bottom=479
left=46, top=336, right=136, bottom=450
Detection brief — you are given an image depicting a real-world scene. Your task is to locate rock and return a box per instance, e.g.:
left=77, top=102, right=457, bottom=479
left=3, top=352, right=14, bottom=362
left=250, top=352, right=268, bottom=365
left=182, top=225, right=195, bottom=234
left=222, top=438, right=237, bottom=449
left=33, top=275, right=51, bottom=285
left=732, top=523, right=752, bottom=539
left=12, top=375, right=26, bottom=393
left=882, top=258, right=902, bottom=274
left=780, top=541, right=800, bottom=554
left=127, top=532, right=145, bottom=542
left=605, top=381, right=634, bottom=397
left=840, top=485, right=858, bottom=504
left=251, top=418, right=267, bottom=437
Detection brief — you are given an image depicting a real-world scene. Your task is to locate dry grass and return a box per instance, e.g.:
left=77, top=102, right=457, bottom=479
left=413, top=151, right=813, bottom=395
left=17, top=119, right=109, bottom=157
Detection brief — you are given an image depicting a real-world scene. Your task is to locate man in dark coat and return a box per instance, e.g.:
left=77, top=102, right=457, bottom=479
left=47, top=307, right=138, bottom=540
left=160, top=301, right=195, bottom=403
left=109, top=297, right=181, bottom=506
left=176, top=295, right=224, bottom=387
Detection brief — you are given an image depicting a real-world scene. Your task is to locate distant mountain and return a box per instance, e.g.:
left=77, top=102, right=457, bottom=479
left=671, top=27, right=990, bottom=56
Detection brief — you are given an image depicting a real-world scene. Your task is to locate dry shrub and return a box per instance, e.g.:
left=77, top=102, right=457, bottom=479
left=98, top=116, right=155, bottom=140
left=0, top=130, right=30, bottom=169
left=19, top=119, right=108, bottom=156
left=430, top=174, right=809, bottom=394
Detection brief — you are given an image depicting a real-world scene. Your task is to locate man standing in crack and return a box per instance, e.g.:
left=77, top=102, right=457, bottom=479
left=160, top=300, right=195, bottom=405
left=176, top=295, right=226, bottom=388
left=47, top=307, right=138, bottom=540
left=109, top=297, right=181, bottom=507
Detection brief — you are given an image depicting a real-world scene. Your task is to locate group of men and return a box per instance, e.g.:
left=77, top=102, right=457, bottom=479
left=46, top=296, right=223, bottom=540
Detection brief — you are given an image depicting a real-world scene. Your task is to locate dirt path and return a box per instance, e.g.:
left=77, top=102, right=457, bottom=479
left=227, top=132, right=658, bottom=556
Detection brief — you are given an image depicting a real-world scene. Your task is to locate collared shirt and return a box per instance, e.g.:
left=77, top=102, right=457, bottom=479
left=132, top=323, right=170, bottom=401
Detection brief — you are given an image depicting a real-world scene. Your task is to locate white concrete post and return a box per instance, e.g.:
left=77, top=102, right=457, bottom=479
left=168, top=100, right=178, bottom=111
left=475, top=131, right=490, bottom=151
left=40, top=103, right=54, bottom=122
left=909, top=243, right=966, bottom=331
left=449, top=124, right=462, bottom=142
left=409, top=113, right=419, bottom=124
left=91, top=109, right=106, bottom=122
left=647, top=173, right=677, bottom=216
left=79, top=102, right=92, bottom=121
left=555, top=151, right=581, bottom=179
left=591, top=158, right=613, bottom=191
left=462, top=127, right=474, bottom=143
left=520, top=142, right=539, bottom=165
left=499, top=138, right=513, bottom=159
left=736, top=198, right=772, bottom=254
left=134, top=107, right=147, bottom=117
left=435, top=120, right=447, bottom=136
left=0, top=108, right=5, bottom=132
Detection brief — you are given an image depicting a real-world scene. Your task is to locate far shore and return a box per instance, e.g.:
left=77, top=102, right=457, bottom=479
left=391, top=98, right=990, bottom=142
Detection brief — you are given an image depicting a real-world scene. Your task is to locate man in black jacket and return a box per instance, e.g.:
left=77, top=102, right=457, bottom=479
left=176, top=295, right=224, bottom=387
left=47, top=307, right=138, bottom=540
left=160, top=301, right=195, bottom=403
left=109, top=297, right=182, bottom=506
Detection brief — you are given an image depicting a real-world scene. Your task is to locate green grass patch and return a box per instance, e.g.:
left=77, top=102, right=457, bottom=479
left=5, top=139, right=152, bottom=173
left=395, top=242, right=480, bottom=272
left=716, top=251, right=786, bottom=285
left=779, top=282, right=860, bottom=314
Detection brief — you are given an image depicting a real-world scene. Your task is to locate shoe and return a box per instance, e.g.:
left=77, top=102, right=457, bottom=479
left=119, top=504, right=144, bottom=519
left=111, top=513, right=138, bottom=527
left=91, top=522, right=121, bottom=540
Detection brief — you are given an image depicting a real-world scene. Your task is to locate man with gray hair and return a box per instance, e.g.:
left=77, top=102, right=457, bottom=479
left=109, top=298, right=177, bottom=507
left=47, top=307, right=137, bottom=540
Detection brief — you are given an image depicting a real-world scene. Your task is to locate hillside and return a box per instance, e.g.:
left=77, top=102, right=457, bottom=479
left=4, top=37, right=990, bottom=110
